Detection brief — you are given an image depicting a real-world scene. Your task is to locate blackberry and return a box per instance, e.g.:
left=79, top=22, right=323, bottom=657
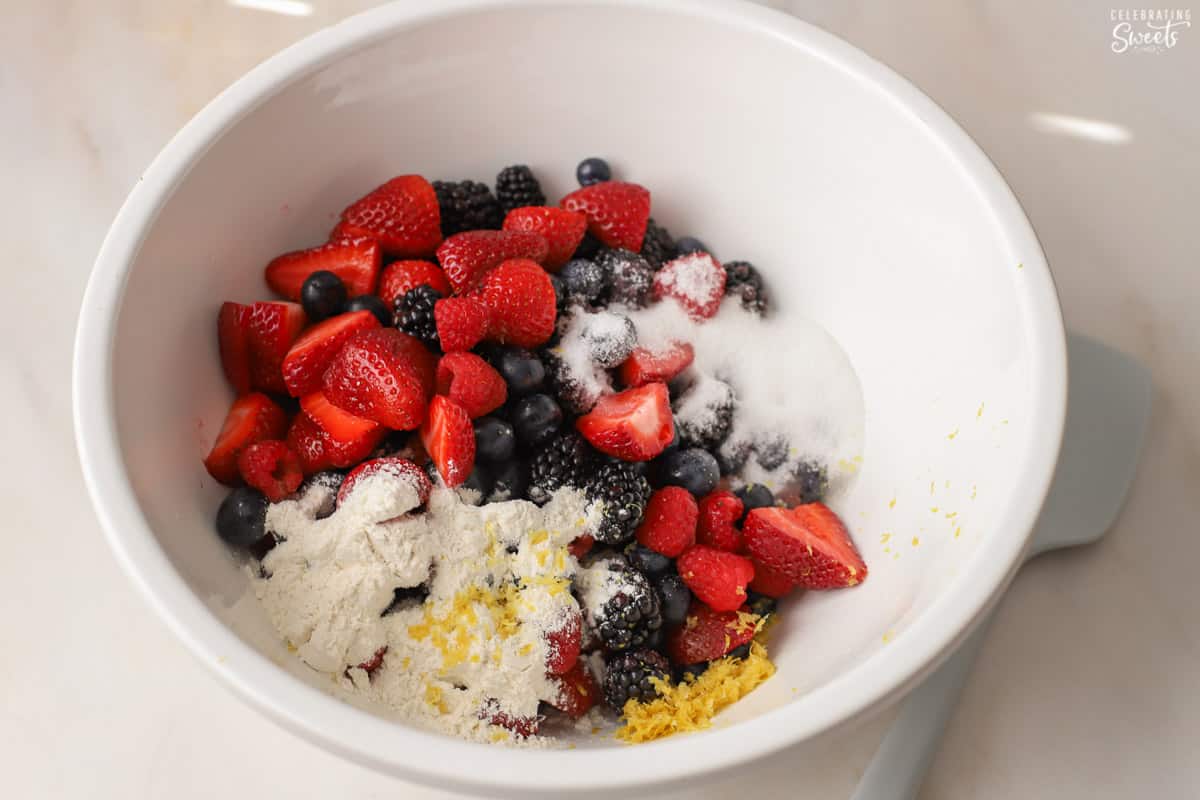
left=585, top=461, right=651, bottom=545
left=573, top=232, right=603, bottom=261
left=752, top=435, right=790, bottom=471
left=395, top=285, right=441, bottom=348
left=602, top=649, right=671, bottom=709
left=432, top=179, right=503, bottom=235
left=528, top=432, right=596, bottom=504
left=745, top=590, right=778, bottom=620
left=576, top=310, right=637, bottom=368
left=715, top=439, right=751, bottom=477
left=673, top=376, right=735, bottom=451
left=724, top=260, right=769, bottom=315
left=541, top=350, right=608, bottom=415
left=584, top=559, right=663, bottom=652
left=639, top=218, right=678, bottom=269
left=790, top=461, right=829, bottom=504
left=596, top=249, right=654, bottom=308
left=495, top=164, right=545, bottom=213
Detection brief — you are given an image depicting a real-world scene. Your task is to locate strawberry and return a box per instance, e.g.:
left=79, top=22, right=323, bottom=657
left=667, top=602, right=760, bottom=665
left=747, top=559, right=798, bottom=599
left=337, top=175, right=442, bottom=257
left=436, top=229, right=548, bottom=294
left=544, top=609, right=582, bottom=676
left=322, top=329, right=435, bottom=430
left=479, top=258, right=557, bottom=348
left=377, top=259, right=451, bottom=307
left=327, top=220, right=378, bottom=246
left=743, top=503, right=867, bottom=589
left=575, top=382, right=674, bottom=462
left=203, top=393, right=289, bottom=485
left=245, top=301, right=306, bottom=394
left=568, top=534, right=595, bottom=560
left=286, top=412, right=335, bottom=474
left=479, top=701, right=540, bottom=738
left=236, top=440, right=303, bottom=502
left=560, top=181, right=651, bottom=251
left=355, top=646, right=388, bottom=677
left=264, top=239, right=381, bottom=300
left=435, top=352, right=507, bottom=418
left=337, top=457, right=432, bottom=507
left=281, top=310, right=380, bottom=397
left=420, top=395, right=475, bottom=487
left=217, top=302, right=252, bottom=394
left=635, top=487, right=698, bottom=557
left=676, top=545, right=756, bottom=612
left=502, top=206, right=587, bottom=270
left=298, top=391, right=386, bottom=469
left=696, top=490, right=744, bottom=552
left=618, top=341, right=694, bottom=388
left=434, top=295, right=489, bottom=353
left=545, top=660, right=599, bottom=719
left=653, top=251, right=726, bottom=320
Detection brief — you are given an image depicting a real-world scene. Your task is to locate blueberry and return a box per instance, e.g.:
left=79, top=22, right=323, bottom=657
left=625, top=543, right=672, bottom=576
left=490, top=459, right=530, bottom=501
left=561, top=258, right=607, bottom=303
left=497, top=348, right=546, bottom=396
left=473, top=416, right=516, bottom=463
left=300, top=270, right=347, bottom=322
left=654, top=572, right=691, bottom=628
left=675, top=236, right=708, bottom=255
left=676, top=662, right=708, bottom=682
left=215, top=488, right=268, bottom=549
left=659, top=448, right=720, bottom=497
left=735, top=483, right=776, bottom=523
left=727, top=643, right=751, bottom=660
left=579, top=311, right=636, bottom=368
left=746, top=591, right=778, bottom=619
left=752, top=435, right=789, bottom=470
left=511, top=393, right=563, bottom=446
left=461, top=465, right=495, bottom=501
left=573, top=232, right=603, bottom=261
left=548, top=273, right=567, bottom=310
left=576, top=157, right=611, bottom=186
left=345, top=294, right=392, bottom=327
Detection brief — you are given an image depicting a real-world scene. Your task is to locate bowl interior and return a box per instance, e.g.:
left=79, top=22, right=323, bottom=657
left=92, top=0, right=1061, bottom=789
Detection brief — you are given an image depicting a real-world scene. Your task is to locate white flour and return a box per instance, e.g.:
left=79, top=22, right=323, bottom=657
left=255, top=474, right=600, bottom=744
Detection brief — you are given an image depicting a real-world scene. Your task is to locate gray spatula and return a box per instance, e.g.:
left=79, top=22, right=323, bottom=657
left=851, top=333, right=1153, bottom=800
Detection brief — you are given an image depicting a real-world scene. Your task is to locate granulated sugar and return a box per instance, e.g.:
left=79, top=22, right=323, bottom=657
left=256, top=474, right=600, bottom=744
left=620, top=298, right=865, bottom=492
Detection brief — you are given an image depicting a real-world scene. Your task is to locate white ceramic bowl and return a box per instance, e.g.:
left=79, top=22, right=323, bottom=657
left=73, top=0, right=1067, bottom=795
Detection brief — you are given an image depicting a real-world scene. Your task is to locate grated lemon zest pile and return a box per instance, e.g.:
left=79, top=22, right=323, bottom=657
left=616, top=640, right=775, bottom=743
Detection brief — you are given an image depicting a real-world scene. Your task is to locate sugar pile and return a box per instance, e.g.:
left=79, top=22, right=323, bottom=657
left=255, top=473, right=600, bottom=744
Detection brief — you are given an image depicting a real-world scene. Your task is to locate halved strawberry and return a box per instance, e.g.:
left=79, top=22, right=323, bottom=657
left=322, top=329, right=435, bottom=430
left=667, top=602, right=759, bottom=665
left=236, top=440, right=303, bottom=502
left=544, top=609, right=582, bottom=676
left=377, top=259, right=451, bottom=307
left=545, top=660, right=599, bottom=719
left=280, top=309, right=380, bottom=397
left=502, top=206, right=587, bottom=270
left=618, top=341, right=695, bottom=388
left=299, top=391, right=387, bottom=469
left=435, top=352, right=507, bottom=418
left=286, top=412, right=336, bottom=474
left=264, top=239, right=381, bottom=300
left=217, top=302, right=252, bottom=394
left=676, top=545, right=755, bottom=612
left=743, top=503, right=867, bottom=590
left=575, top=382, right=674, bottom=462
left=245, top=301, right=306, bottom=394
left=560, top=181, right=651, bottom=251
left=436, top=229, right=548, bottom=294
left=653, top=252, right=726, bottom=320
left=338, top=175, right=442, bottom=257
left=419, top=395, right=475, bottom=487
left=337, top=457, right=432, bottom=508
left=327, top=220, right=378, bottom=246
left=434, top=296, right=489, bottom=353
left=479, top=258, right=557, bottom=348
left=747, top=559, right=798, bottom=599
left=203, top=393, right=289, bottom=485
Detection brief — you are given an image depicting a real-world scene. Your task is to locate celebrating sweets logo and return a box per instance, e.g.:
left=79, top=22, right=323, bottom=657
left=1111, top=8, right=1191, bottom=53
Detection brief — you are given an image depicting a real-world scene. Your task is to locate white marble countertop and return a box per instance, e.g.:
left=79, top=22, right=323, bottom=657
left=5, top=0, right=1198, bottom=797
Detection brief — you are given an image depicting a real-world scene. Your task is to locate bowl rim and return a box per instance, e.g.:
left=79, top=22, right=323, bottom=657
left=72, top=0, right=1067, bottom=794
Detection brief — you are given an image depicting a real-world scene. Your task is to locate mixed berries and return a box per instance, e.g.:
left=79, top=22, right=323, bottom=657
left=202, top=157, right=867, bottom=734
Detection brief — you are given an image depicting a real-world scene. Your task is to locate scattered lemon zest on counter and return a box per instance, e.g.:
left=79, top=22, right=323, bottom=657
left=912, top=536, right=920, bottom=546
left=1001, top=419, right=1009, bottom=425
left=930, top=481, right=935, bottom=495
left=944, top=480, right=951, bottom=489
left=882, top=630, right=895, bottom=643
left=947, top=428, right=959, bottom=440
left=616, top=641, right=775, bottom=743
left=889, top=496, right=897, bottom=509
left=930, top=506, right=939, bottom=513
left=954, top=526, right=963, bottom=539
left=1017, top=262, right=1024, bottom=269
left=880, top=532, right=892, bottom=544
left=977, top=402, right=985, bottom=418
left=971, top=485, right=978, bottom=500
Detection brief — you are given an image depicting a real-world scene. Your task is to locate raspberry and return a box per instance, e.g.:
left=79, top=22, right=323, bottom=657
left=236, top=440, right=303, bottom=502
left=544, top=609, right=583, bottom=675
left=654, top=251, right=726, bottom=320
left=666, top=602, right=759, bottom=665
left=435, top=352, right=507, bottom=418
left=676, top=545, right=755, bottom=612
left=696, top=490, right=744, bottom=552
left=480, top=259, right=558, bottom=349
left=433, top=295, right=489, bottom=353
left=635, top=486, right=698, bottom=557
